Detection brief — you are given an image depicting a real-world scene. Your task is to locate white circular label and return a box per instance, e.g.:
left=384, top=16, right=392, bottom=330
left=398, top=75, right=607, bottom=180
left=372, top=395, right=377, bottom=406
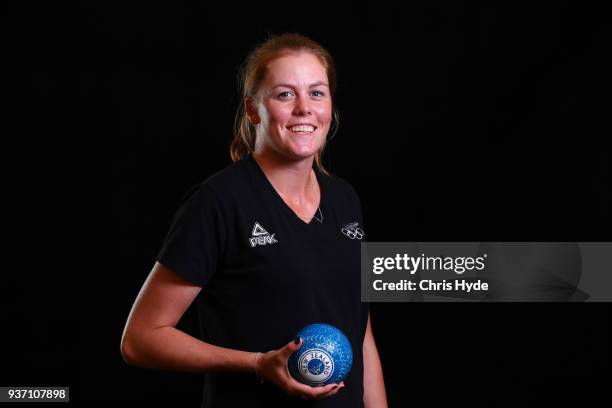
left=298, top=348, right=334, bottom=384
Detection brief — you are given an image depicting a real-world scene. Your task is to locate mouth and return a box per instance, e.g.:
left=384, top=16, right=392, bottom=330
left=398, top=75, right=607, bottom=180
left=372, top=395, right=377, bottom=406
left=286, top=124, right=317, bottom=134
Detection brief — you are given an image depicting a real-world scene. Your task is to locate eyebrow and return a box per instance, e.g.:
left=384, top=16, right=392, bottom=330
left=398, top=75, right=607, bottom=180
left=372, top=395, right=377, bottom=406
left=272, top=82, right=329, bottom=89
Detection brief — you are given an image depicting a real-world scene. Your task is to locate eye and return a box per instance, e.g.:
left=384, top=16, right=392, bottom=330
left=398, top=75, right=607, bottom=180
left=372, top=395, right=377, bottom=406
left=277, top=91, right=293, bottom=98
left=311, top=90, right=325, bottom=97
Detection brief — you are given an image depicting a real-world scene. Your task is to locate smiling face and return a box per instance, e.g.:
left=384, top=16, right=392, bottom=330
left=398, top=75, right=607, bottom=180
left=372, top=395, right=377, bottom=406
left=247, top=52, right=332, bottom=162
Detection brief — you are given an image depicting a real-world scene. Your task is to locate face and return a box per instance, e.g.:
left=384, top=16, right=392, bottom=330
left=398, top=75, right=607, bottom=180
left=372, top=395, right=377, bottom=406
left=247, top=52, right=332, bottom=161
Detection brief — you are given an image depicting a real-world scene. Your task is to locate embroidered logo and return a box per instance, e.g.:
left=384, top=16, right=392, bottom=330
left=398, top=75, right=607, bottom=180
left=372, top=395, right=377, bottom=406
left=249, top=222, right=278, bottom=247
left=341, top=222, right=364, bottom=240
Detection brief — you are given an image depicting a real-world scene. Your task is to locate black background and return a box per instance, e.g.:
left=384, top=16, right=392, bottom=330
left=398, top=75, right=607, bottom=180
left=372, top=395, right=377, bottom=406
left=7, top=1, right=610, bottom=407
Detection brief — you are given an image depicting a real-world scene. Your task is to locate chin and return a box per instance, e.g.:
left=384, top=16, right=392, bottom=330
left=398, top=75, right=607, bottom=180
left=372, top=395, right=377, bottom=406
left=292, top=142, right=325, bottom=157
left=273, top=143, right=314, bottom=159
left=270, top=137, right=325, bottom=161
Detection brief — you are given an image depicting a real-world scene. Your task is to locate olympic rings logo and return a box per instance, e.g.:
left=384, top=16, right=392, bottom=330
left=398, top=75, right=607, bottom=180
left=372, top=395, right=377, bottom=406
left=341, top=227, right=364, bottom=240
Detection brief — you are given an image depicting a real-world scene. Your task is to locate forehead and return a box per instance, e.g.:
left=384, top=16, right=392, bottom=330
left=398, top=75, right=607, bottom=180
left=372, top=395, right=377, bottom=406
left=263, top=53, right=328, bottom=85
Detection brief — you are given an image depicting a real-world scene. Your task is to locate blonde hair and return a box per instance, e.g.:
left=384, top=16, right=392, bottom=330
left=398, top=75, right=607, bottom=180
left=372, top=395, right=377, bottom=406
left=230, top=32, right=339, bottom=175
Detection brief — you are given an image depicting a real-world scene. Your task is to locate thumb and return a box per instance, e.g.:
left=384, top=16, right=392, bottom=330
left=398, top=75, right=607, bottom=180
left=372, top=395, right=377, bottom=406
left=282, top=337, right=302, bottom=358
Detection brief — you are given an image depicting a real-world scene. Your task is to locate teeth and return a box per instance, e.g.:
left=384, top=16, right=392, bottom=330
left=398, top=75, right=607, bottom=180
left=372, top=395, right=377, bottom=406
left=289, top=125, right=315, bottom=132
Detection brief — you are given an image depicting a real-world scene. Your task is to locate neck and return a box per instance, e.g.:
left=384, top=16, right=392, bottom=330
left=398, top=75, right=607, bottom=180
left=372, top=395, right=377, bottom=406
left=252, top=149, right=317, bottom=204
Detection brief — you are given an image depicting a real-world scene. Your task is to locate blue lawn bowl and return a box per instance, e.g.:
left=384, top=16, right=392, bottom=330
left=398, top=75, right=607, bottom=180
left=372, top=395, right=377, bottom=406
left=288, top=323, right=353, bottom=387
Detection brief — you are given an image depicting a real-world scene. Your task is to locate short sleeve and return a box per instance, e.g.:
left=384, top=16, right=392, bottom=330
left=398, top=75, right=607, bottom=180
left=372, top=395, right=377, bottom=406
left=345, top=181, right=367, bottom=241
left=155, top=184, right=225, bottom=287
left=345, top=181, right=370, bottom=334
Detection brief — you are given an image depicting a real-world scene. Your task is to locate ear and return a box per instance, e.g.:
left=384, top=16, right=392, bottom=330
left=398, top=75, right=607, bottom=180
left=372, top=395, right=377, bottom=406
left=245, top=96, right=260, bottom=125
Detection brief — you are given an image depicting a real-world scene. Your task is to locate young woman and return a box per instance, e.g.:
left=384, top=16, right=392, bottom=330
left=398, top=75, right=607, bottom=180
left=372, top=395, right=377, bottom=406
left=121, top=32, right=387, bottom=407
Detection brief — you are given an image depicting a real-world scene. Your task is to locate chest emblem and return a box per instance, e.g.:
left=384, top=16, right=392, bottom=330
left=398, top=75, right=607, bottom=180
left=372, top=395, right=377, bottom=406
left=249, top=222, right=278, bottom=247
left=341, top=222, right=364, bottom=240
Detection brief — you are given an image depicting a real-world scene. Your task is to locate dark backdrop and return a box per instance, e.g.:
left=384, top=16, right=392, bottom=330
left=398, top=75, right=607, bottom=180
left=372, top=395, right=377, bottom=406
left=9, top=2, right=610, bottom=407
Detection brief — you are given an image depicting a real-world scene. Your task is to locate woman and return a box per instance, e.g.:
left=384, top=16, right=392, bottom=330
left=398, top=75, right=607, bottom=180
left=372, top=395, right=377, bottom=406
left=121, top=32, right=387, bottom=407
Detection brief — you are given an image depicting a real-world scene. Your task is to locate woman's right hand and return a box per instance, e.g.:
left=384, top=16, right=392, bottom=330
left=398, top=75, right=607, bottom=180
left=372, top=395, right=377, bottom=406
left=256, top=338, right=345, bottom=400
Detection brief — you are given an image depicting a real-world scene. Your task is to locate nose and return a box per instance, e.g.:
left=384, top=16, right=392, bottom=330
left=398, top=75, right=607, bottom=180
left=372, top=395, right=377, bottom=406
left=293, top=94, right=312, bottom=116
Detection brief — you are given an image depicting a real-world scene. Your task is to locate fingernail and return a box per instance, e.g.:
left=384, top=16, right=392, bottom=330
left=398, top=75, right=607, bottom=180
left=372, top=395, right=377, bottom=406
left=294, top=337, right=300, bottom=344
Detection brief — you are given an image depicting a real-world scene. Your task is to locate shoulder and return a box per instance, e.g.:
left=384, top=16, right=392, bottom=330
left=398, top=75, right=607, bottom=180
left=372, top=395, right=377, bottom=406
left=202, top=158, right=250, bottom=192
left=176, top=159, right=250, bottom=208
left=322, top=171, right=361, bottom=203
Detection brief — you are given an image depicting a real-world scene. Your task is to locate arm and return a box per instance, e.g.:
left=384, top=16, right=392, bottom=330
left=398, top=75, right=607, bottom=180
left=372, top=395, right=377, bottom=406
left=363, top=311, right=388, bottom=408
left=120, top=261, right=256, bottom=374
left=120, top=262, right=341, bottom=400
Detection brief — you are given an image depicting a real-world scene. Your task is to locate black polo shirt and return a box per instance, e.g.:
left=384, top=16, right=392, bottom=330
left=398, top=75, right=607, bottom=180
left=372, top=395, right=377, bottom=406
left=156, top=154, right=369, bottom=407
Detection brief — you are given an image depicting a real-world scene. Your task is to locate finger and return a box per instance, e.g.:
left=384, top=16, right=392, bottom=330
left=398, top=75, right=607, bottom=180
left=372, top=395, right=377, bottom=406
left=287, top=380, right=319, bottom=398
left=321, top=381, right=345, bottom=398
left=296, top=382, right=338, bottom=400
left=314, top=383, right=343, bottom=400
left=312, top=383, right=340, bottom=399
